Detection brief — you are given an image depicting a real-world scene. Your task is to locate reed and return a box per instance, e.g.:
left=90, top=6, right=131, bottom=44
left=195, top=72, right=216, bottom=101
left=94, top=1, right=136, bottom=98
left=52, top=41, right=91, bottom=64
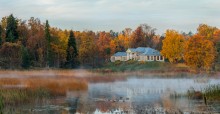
left=0, top=76, right=88, bottom=106
left=203, top=84, right=220, bottom=101
left=0, top=88, right=50, bottom=105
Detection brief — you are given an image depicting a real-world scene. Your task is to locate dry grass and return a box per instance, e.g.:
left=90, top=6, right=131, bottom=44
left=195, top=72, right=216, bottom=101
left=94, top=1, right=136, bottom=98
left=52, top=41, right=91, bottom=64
left=0, top=70, right=90, bottom=108
left=24, top=77, right=88, bottom=96
left=0, top=78, right=20, bottom=86
left=0, top=77, right=88, bottom=97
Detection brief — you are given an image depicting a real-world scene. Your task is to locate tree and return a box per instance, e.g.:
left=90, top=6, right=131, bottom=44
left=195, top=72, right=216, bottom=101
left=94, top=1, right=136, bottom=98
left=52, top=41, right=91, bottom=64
left=141, top=24, right=156, bottom=47
left=0, top=25, right=2, bottom=46
left=184, top=34, right=216, bottom=71
left=45, top=20, right=52, bottom=67
left=21, top=46, right=30, bottom=69
left=5, top=14, right=18, bottom=42
left=0, top=42, right=22, bottom=69
left=27, top=17, right=46, bottom=67
left=161, top=30, right=185, bottom=63
left=79, top=31, right=97, bottom=66
left=130, top=26, right=145, bottom=47
left=97, top=32, right=111, bottom=63
left=110, top=39, right=117, bottom=54
left=17, top=20, right=29, bottom=46
left=66, top=30, right=78, bottom=68
left=197, top=24, right=218, bottom=41
left=216, top=41, right=220, bottom=64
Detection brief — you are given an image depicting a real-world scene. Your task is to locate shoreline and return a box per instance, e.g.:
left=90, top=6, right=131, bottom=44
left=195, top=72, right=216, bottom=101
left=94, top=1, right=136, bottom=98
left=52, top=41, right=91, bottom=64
left=0, top=69, right=219, bottom=78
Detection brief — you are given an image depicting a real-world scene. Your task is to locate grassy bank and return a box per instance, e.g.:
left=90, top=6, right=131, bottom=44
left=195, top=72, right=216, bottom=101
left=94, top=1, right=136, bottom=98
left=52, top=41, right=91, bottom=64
left=97, top=60, right=190, bottom=73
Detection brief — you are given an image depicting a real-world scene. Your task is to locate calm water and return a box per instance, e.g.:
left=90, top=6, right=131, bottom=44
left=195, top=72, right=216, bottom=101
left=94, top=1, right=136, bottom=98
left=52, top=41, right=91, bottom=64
left=5, top=77, right=220, bottom=114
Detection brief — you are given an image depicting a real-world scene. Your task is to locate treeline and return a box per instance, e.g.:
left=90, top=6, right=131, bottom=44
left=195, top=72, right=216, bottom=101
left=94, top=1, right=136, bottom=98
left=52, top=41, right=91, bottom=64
left=0, top=14, right=164, bottom=69
left=161, top=25, right=220, bottom=71
left=0, top=14, right=219, bottom=71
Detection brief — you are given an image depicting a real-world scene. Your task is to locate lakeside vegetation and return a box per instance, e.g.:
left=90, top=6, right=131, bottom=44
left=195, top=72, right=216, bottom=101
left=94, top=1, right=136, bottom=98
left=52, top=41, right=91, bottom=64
left=0, top=76, right=88, bottom=109
left=203, top=84, right=220, bottom=101
left=99, top=60, right=189, bottom=72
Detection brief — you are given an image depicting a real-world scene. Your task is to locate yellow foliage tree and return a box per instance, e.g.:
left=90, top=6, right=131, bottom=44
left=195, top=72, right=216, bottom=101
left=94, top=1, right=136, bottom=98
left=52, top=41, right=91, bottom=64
left=79, top=31, right=97, bottom=65
left=197, top=24, right=218, bottom=41
left=161, top=30, right=185, bottom=63
left=110, top=39, right=117, bottom=55
left=184, top=34, right=216, bottom=71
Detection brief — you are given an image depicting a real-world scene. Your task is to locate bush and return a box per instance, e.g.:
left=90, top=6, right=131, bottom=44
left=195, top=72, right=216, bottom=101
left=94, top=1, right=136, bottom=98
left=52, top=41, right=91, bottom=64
left=114, top=60, right=122, bottom=66
left=126, top=59, right=136, bottom=65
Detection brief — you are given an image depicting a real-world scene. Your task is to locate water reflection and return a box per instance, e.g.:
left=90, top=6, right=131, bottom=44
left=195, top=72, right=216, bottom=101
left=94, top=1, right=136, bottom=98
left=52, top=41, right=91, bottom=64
left=7, top=77, right=220, bottom=113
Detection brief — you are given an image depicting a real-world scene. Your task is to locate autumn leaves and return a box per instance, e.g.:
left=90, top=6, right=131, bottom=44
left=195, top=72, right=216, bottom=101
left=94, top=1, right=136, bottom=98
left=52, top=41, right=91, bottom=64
left=161, top=30, right=185, bottom=63
left=161, top=24, right=220, bottom=71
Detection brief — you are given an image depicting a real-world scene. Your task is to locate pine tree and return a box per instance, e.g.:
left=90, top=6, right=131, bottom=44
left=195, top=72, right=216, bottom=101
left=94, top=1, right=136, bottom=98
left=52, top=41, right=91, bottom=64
left=21, top=46, right=30, bottom=69
left=45, top=20, right=52, bottom=67
left=5, top=14, right=18, bottom=42
left=66, top=30, right=78, bottom=68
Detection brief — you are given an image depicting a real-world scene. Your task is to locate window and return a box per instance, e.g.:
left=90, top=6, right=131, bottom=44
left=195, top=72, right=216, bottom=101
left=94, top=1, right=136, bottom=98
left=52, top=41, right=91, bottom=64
left=160, top=56, right=163, bottom=60
left=151, top=56, right=153, bottom=60
left=147, top=56, right=150, bottom=60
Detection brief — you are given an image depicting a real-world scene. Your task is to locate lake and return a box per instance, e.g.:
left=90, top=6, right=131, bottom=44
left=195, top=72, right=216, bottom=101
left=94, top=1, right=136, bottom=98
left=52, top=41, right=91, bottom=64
left=1, top=71, right=220, bottom=114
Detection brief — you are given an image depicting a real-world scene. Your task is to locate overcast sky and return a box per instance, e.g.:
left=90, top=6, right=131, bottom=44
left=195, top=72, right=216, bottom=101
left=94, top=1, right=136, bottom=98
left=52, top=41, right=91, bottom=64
left=0, top=0, right=220, bottom=35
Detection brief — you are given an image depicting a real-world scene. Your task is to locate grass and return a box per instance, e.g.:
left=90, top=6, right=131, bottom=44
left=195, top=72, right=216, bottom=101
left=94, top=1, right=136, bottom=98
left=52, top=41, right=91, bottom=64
left=0, top=77, right=88, bottom=95
left=98, top=60, right=190, bottom=73
left=101, top=60, right=165, bottom=72
left=0, top=88, right=50, bottom=105
left=0, top=76, right=88, bottom=106
left=203, top=84, right=220, bottom=101
left=24, top=77, right=88, bottom=96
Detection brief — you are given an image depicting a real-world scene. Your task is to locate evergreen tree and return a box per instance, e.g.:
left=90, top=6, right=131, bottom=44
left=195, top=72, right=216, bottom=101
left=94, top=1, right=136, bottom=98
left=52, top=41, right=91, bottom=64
left=45, top=20, right=52, bottom=67
left=66, top=30, right=78, bottom=68
left=0, top=25, right=2, bottom=46
left=5, top=14, right=18, bottom=42
left=21, top=46, right=30, bottom=69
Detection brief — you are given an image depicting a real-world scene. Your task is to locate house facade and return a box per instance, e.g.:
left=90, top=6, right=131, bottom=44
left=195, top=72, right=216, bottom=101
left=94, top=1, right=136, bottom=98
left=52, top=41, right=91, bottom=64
left=111, top=47, right=164, bottom=62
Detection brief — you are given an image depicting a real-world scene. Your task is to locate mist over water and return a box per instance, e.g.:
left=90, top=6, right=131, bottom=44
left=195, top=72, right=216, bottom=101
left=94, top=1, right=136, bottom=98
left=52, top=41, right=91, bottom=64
left=0, top=70, right=220, bottom=114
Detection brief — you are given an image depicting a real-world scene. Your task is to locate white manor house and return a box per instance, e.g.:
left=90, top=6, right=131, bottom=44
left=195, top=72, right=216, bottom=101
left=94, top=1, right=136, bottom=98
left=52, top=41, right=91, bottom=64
left=110, top=47, right=165, bottom=62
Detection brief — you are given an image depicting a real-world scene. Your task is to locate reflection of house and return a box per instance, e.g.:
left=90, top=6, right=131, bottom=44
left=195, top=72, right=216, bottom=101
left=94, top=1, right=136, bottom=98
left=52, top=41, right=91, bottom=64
left=111, top=47, right=164, bottom=62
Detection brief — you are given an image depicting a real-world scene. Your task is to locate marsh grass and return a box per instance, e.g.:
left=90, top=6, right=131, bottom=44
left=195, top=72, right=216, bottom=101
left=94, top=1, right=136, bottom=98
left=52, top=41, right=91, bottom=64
left=203, top=84, right=220, bottom=101
left=0, top=95, right=3, bottom=114
left=0, top=78, right=20, bottom=86
left=0, top=88, right=50, bottom=105
left=0, top=76, right=88, bottom=106
left=25, top=77, right=88, bottom=96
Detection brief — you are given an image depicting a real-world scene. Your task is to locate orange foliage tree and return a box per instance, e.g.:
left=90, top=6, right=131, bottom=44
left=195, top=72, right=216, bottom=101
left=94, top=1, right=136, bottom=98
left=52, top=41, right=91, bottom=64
left=97, top=32, right=111, bottom=62
left=184, top=34, right=216, bottom=71
left=161, top=30, right=185, bottom=63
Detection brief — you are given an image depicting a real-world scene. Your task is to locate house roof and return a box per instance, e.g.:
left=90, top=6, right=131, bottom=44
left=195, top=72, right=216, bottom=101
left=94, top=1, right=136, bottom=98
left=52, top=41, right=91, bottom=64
left=135, top=47, right=147, bottom=53
left=113, top=52, right=127, bottom=56
left=112, top=47, right=161, bottom=56
left=127, top=48, right=136, bottom=52
left=141, top=48, right=161, bottom=56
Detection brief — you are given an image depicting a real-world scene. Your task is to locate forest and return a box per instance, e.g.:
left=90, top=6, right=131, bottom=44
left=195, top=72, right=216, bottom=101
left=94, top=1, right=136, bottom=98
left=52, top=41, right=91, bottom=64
left=0, top=14, right=220, bottom=71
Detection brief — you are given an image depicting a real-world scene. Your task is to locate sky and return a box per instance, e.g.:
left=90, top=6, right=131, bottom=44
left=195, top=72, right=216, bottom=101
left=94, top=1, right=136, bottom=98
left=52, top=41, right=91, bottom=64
left=0, top=0, right=220, bottom=35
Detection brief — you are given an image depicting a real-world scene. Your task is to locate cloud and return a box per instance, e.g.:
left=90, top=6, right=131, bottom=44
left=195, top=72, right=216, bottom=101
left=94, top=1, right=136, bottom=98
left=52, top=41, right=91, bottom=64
left=0, top=0, right=220, bottom=34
